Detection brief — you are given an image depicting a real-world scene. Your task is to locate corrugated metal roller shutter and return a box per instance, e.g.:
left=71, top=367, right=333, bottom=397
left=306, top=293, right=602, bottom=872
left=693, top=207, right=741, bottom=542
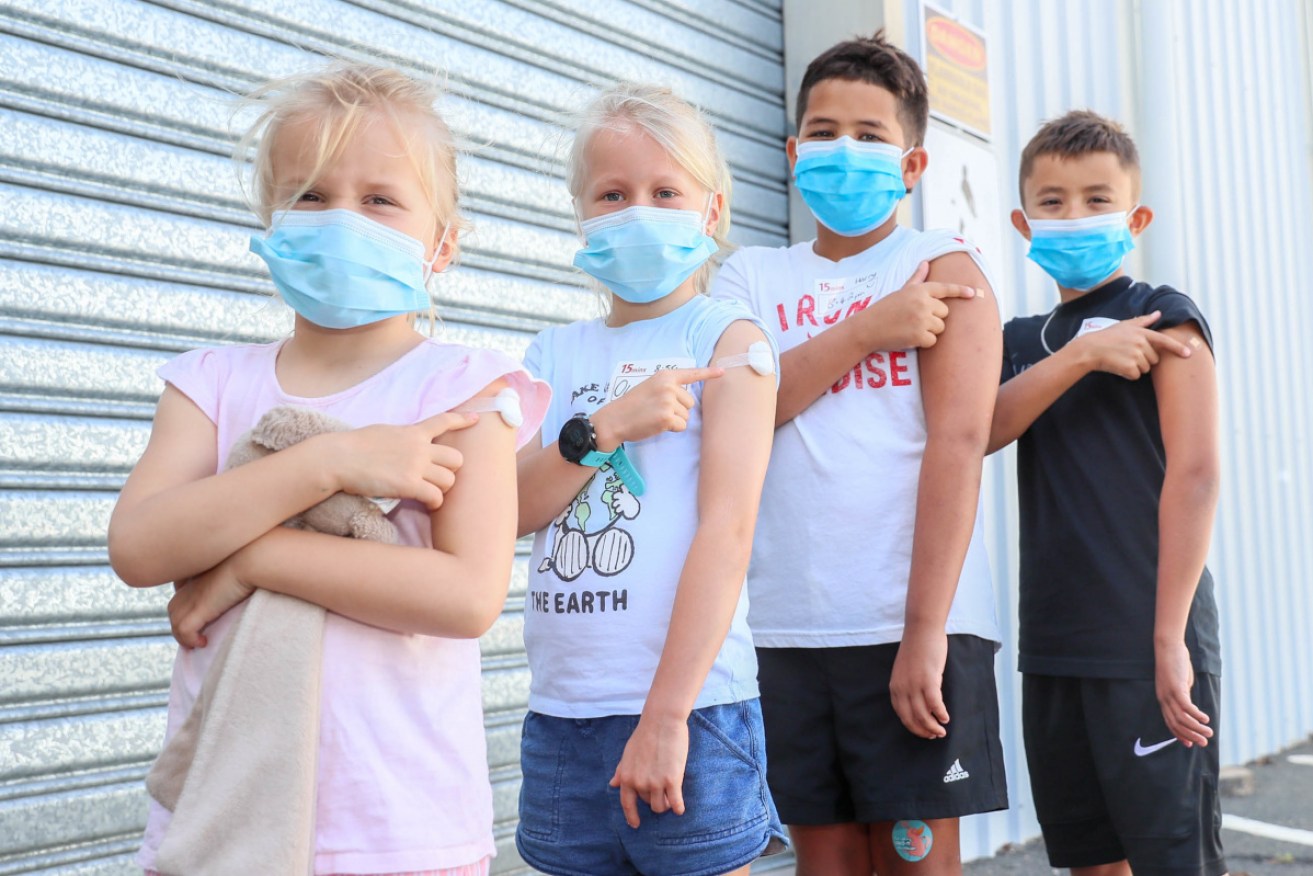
left=0, top=1, right=788, bottom=872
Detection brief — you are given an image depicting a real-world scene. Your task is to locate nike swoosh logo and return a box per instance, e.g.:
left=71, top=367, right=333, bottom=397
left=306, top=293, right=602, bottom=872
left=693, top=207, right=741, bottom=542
left=1133, top=737, right=1178, bottom=757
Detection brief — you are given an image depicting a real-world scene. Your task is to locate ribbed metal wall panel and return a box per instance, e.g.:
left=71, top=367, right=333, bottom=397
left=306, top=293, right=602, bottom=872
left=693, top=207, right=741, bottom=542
left=0, top=1, right=787, bottom=872
left=905, top=0, right=1313, bottom=861
left=1157, top=0, right=1313, bottom=768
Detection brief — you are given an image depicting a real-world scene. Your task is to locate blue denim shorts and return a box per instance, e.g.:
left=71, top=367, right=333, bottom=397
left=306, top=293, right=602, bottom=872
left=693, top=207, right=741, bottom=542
left=516, top=699, right=787, bottom=876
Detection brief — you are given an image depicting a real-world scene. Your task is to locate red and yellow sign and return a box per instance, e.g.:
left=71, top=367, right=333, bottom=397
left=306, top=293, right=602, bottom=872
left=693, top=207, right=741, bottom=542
left=923, top=5, right=990, bottom=138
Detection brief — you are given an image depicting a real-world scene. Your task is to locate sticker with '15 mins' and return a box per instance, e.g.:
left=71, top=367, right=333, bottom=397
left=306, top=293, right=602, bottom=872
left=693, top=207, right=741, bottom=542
left=606, top=358, right=696, bottom=402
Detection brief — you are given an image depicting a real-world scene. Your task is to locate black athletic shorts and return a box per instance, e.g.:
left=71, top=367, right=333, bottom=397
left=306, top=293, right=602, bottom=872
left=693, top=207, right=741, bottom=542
left=756, top=635, right=1008, bottom=825
left=1023, top=673, right=1227, bottom=876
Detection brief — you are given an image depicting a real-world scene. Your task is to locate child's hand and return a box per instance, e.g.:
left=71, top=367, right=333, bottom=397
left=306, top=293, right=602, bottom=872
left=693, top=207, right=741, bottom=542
left=1154, top=640, right=1213, bottom=748
left=861, top=260, right=978, bottom=351
left=591, top=367, right=724, bottom=451
left=1070, top=311, right=1195, bottom=379
left=609, top=712, right=690, bottom=829
left=168, top=554, right=256, bottom=649
left=332, top=412, right=478, bottom=511
left=889, top=626, right=950, bottom=739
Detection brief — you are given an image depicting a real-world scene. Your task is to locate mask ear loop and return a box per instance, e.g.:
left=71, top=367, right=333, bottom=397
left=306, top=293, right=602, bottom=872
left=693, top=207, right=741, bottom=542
left=700, top=192, right=717, bottom=237
left=420, top=220, right=453, bottom=338
left=899, top=145, right=916, bottom=195
left=424, top=220, right=454, bottom=282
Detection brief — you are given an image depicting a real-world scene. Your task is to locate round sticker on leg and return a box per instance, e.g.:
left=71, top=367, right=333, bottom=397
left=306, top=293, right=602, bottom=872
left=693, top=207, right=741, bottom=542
left=892, top=819, right=933, bottom=862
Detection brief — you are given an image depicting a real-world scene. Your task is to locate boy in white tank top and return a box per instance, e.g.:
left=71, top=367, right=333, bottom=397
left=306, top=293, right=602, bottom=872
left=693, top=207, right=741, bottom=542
left=710, top=30, right=1007, bottom=876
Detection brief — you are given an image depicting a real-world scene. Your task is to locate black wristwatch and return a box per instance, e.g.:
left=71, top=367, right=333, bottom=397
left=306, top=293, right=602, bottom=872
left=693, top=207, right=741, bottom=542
left=558, top=413, right=598, bottom=464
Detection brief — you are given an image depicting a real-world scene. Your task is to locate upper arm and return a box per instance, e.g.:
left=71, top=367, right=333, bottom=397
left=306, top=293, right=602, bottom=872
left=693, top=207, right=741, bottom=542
left=920, top=252, right=1002, bottom=441
left=112, top=386, right=218, bottom=519
left=1152, top=321, right=1219, bottom=475
left=697, top=320, right=776, bottom=527
left=430, top=378, right=519, bottom=562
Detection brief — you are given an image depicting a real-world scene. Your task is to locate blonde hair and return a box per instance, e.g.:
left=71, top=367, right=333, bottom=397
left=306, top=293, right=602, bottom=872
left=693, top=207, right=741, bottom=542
left=568, top=83, right=733, bottom=294
left=236, top=62, right=465, bottom=257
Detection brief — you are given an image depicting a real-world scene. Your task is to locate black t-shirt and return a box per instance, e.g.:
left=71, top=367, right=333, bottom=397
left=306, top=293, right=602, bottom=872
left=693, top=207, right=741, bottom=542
left=1001, top=276, right=1222, bottom=679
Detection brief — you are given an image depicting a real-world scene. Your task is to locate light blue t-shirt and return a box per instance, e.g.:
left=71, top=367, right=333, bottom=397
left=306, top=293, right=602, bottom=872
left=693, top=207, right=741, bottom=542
left=522, top=295, right=777, bottom=718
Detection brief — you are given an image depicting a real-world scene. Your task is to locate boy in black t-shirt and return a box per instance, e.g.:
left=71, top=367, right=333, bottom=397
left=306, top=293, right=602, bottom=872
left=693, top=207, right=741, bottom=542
left=990, top=111, right=1226, bottom=876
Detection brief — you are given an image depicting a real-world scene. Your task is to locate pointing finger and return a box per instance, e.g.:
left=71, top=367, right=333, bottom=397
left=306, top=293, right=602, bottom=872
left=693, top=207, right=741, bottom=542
left=669, top=366, right=725, bottom=386
left=928, top=283, right=978, bottom=300
left=420, top=411, right=479, bottom=438
left=1143, top=330, right=1194, bottom=358
left=1125, top=310, right=1162, bottom=328
left=909, top=260, right=931, bottom=285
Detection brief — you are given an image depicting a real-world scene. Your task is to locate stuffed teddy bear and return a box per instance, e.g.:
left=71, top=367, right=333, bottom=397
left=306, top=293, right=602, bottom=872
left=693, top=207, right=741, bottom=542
left=148, top=405, right=402, bottom=876
left=225, top=405, right=399, bottom=544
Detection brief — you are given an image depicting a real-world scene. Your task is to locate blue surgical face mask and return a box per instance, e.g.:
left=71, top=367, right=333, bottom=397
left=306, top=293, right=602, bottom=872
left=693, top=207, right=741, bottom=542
left=1023, top=209, right=1137, bottom=291
left=250, top=209, right=442, bottom=329
left=572, top=202, right=718, bottom=304
left=793, top=137, right=912, bottom=237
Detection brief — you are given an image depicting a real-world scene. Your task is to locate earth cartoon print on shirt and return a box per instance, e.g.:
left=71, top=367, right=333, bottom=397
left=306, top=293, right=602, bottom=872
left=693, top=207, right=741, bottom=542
left=538, top=464, right=641, bottom=581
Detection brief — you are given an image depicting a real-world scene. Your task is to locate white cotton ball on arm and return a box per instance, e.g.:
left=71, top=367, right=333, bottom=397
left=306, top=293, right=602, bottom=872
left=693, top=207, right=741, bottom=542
left=456, top=387, right=524, bottom=428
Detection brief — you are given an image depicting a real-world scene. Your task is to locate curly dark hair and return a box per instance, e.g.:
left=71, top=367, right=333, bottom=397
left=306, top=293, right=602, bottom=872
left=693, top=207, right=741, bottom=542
left=796, top=29, right=930, bottom=147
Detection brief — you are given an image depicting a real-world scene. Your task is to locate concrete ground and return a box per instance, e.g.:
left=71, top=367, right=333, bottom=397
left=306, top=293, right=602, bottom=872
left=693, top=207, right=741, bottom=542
left=965, top=737, right=1313, bottom=876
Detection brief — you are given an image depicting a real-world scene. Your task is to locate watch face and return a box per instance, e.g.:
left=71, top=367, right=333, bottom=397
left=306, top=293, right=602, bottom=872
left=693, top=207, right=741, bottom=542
left=559, top=416, right=593, bottom=462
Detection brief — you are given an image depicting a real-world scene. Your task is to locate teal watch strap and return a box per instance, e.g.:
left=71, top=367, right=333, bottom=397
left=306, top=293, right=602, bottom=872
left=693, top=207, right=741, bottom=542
left=579, top=444, right=646, bottom=496
left=579, top=449, right=612, bottom=467
left=606, top=445, right=646, bottom=496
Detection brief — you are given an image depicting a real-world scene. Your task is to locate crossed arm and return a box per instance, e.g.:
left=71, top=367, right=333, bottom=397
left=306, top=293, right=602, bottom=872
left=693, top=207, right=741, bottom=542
left=108, top=381, right=519, bottom=642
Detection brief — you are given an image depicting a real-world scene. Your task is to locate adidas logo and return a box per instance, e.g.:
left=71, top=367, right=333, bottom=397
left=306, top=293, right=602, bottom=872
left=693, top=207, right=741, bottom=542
left=943, top=758, right=970, bottom=783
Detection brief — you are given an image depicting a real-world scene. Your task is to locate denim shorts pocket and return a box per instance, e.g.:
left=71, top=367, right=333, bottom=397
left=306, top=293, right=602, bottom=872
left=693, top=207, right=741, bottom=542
left=517, top=712, right=566, bottom=843
left=688, top=703, right=758, bottom=768
left=654, top=703, right=769, bottom=847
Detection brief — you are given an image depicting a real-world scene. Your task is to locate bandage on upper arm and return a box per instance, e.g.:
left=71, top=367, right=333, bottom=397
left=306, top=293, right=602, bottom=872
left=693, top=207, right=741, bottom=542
left=456, top=386, right=523, bottom=428
left=714, top=340, right=775, bottom=376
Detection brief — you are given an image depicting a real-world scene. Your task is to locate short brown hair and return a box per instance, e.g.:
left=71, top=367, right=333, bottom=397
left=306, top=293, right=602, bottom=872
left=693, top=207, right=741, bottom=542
left=796, top=30, right=930, bottom=148
left=1019, top=110, right=1141, bottom=201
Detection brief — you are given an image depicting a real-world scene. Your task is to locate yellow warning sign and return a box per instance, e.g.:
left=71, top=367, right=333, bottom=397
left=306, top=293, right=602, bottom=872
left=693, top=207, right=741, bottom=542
left=923, top=4, right=990, bottom=138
